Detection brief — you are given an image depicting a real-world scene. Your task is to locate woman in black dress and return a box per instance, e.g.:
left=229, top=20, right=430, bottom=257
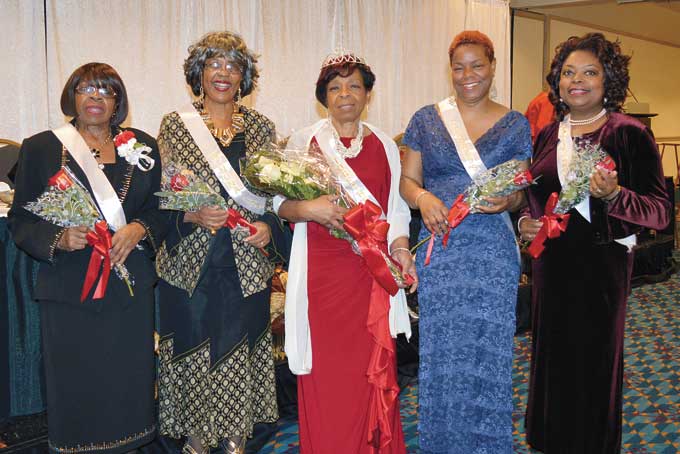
left=519, top=33, right=671, bottom=453
left=155, top=32, right=280, bottom=454
left=9, top=63, right=165, bottom=453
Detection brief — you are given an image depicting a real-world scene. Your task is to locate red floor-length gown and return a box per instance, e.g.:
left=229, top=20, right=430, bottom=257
left=297, top=133, right=406, bottom=454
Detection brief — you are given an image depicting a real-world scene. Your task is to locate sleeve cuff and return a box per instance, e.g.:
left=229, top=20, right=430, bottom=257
left=273, top=195, right=287, bottom=215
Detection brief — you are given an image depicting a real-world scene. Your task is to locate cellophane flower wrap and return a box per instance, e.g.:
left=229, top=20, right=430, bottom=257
left=554, top=140, right=614, bottom=214
left=416, top=159, right=535, bottom=265
left=242, top=142, right=352, bottom=239
left=154, top=161, right=267, bottom=257
left=526, top=140, right=615, bottom=259
left=242, top=142, right=413, bottom=291
left=24, top=166, right=134, bottom=299
left=155, top=161, right=227, bottom=211
left=464, top=159, right=535, bottom=213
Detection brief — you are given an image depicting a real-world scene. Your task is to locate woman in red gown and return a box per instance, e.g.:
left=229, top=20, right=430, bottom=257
left=277, top=52, right=416, bottom=453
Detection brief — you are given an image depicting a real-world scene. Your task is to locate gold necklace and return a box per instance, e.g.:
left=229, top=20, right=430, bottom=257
left=77, top=125, right=112, bottom=169
left=200, top=106, right=245, bottom=147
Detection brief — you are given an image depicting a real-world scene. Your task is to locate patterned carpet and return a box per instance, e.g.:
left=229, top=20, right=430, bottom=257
left=258, top=255, right=680, bottom=454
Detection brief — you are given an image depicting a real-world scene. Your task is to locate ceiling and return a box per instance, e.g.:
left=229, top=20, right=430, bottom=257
left=510, top=0, right=680, bottom=47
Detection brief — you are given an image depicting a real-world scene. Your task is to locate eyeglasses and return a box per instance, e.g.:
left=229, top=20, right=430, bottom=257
left=75, top=85, right=117, bottom=98
left=205, top=60, right=242, bottom=75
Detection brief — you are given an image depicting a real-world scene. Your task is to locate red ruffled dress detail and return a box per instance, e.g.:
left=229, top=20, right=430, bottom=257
left=297, top=133, right=406, bottom=454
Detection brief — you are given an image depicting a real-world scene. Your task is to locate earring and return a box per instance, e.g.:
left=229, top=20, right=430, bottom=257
left=235, top=86, right=242, bottom=103
left=198, top=84, right=204, bottom=102
left=559, top=97, right=564, bottom=103
left=603, top=97, right=608, bottom=104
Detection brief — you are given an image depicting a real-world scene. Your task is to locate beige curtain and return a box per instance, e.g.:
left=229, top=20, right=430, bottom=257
left=0, top=0, right=511, bottom=142
left=0, top=0, right=49, bottom=143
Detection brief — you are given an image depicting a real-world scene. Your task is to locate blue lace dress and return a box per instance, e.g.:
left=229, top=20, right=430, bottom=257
left=403, top=106, right=532, bottom=454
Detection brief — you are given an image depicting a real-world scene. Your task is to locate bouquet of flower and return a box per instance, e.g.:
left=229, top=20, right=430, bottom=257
left=155, top=161, right=267, bottom=255
left=24, top=166, right=134, bottom=301
left=243, top=142, right=413, bottom=292
left=414, top=159, right=535, bottom=265
left=155, top=161, right=227, bottom=211
left=553, top=141, right=615, bottom=214
left=243, top=142, right=350, bottom=205
left=527, top=141, right=615, bottom=259
left=243, top=142, right=353, bottom=239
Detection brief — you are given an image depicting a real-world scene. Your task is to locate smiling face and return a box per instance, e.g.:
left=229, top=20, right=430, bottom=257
left=325, top=69, right=369, bottom=125
left=450, top=44, right=495, bottom=104
left=73, top=80, right=117, bottom=127
left=558, top=50, right=605, bottom=118
left=201, top=56, right=243, bottom=105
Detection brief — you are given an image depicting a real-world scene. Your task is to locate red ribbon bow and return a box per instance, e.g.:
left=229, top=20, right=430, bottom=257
left=527, top=192, right=571, bottom=259
left=424, top=194, right=470, bottom=266
left=225, top=208, right=257, bottom=235
left=343, top=201, right=411, bottom=296
left=224, top=208, right=268, bottom=257
left=80, top=221, right=113, bottom=302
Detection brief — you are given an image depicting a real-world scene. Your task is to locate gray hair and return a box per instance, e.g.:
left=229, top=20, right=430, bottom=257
left=183, top=31, right=259, bottom=98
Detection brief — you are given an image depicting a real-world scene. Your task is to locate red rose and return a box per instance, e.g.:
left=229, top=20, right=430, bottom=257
left=596, top=156, right=616, bottom=172
left=114, top=130, right=136, bottom=147
left=170, top=174, right=190, bottom=192
left=47, top=169, right=73, bottom=191
left=513, top=170, right=534, bottom=186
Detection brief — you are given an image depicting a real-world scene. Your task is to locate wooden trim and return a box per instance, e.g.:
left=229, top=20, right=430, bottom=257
left=657, top=137, right=680, bottom=143
left=548, top=15, right=680, bottom=49
left=0, top=139, right=20, bottom=147
left=514, top=10, right=544, bottom=20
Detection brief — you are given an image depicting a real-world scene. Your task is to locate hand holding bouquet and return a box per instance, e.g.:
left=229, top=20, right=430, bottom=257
left=415, top=159, right=535, bottom=265
left=243, top=142, right=413, bottom=294
left=553, top=140, right=614, bottom=214
left=24, top=167, right=134, bottom=301
left=155, top=161, right=267, bottom=254
left=527, top=141, right=615, bottom=258
left=243, top=142, right=353, bottom=240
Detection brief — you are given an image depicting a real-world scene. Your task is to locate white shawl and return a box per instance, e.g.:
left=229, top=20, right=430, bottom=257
left=277, top=119, right=412, bottom=375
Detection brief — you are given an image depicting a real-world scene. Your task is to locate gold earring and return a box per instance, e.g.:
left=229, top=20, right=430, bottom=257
left=199, top=85, right=204, bottom=102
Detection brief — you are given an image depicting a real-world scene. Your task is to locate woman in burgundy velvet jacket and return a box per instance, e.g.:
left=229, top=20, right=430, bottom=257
left=518, top=33, right=671, bottom=454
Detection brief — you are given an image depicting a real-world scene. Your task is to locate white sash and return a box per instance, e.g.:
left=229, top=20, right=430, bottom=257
left=314, top=120, right=380, bottom=209
left=437, top=97, right=520, bottom=263
left=557, top=117, right=636, bottom=250
left=283, top=120, right=411, bottom=375
left=177, top=104, right=266, bottom=215
left=52, top=123, right=126, bottom=231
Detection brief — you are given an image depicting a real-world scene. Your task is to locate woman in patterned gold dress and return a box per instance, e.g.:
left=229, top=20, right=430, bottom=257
left=155, top=32, right=281, bottom=454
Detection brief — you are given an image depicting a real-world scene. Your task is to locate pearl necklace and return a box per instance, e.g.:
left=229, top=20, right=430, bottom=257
left=329, top=119, right=363, bottom=159
left=568, top=108, right=607, bottom=126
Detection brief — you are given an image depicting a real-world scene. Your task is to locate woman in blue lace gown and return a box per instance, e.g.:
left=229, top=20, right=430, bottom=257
left=401, top=31, right=532, bottom=453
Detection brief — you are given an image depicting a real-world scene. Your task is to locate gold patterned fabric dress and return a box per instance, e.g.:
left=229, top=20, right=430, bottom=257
left=156, top=106, right=279, bottom=447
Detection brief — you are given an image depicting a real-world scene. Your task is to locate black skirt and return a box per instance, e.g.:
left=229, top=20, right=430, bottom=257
left=157, top=226, right=278, bottom=447
left=40, top=289, right=156, bottom=454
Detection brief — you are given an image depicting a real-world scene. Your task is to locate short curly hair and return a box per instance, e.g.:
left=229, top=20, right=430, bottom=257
left=546, top=32, right=631, bottom=120
left=184, top=31, right=259, bottom=98
left=315, top=62, right=376, bottom=108
left=448, top=30, right=495, bottom=63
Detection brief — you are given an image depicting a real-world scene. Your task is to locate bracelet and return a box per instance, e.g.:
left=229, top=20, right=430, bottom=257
left=414, top=190, right=430, bottom=208
left=603, top=185, right=621, bottom=202
left=390, top=247, right=411, bottom=257
left=517, top=215, right=529, bottom=233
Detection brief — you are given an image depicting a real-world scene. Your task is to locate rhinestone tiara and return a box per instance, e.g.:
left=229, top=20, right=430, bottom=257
left=321, top=48, right=367, bottom=68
